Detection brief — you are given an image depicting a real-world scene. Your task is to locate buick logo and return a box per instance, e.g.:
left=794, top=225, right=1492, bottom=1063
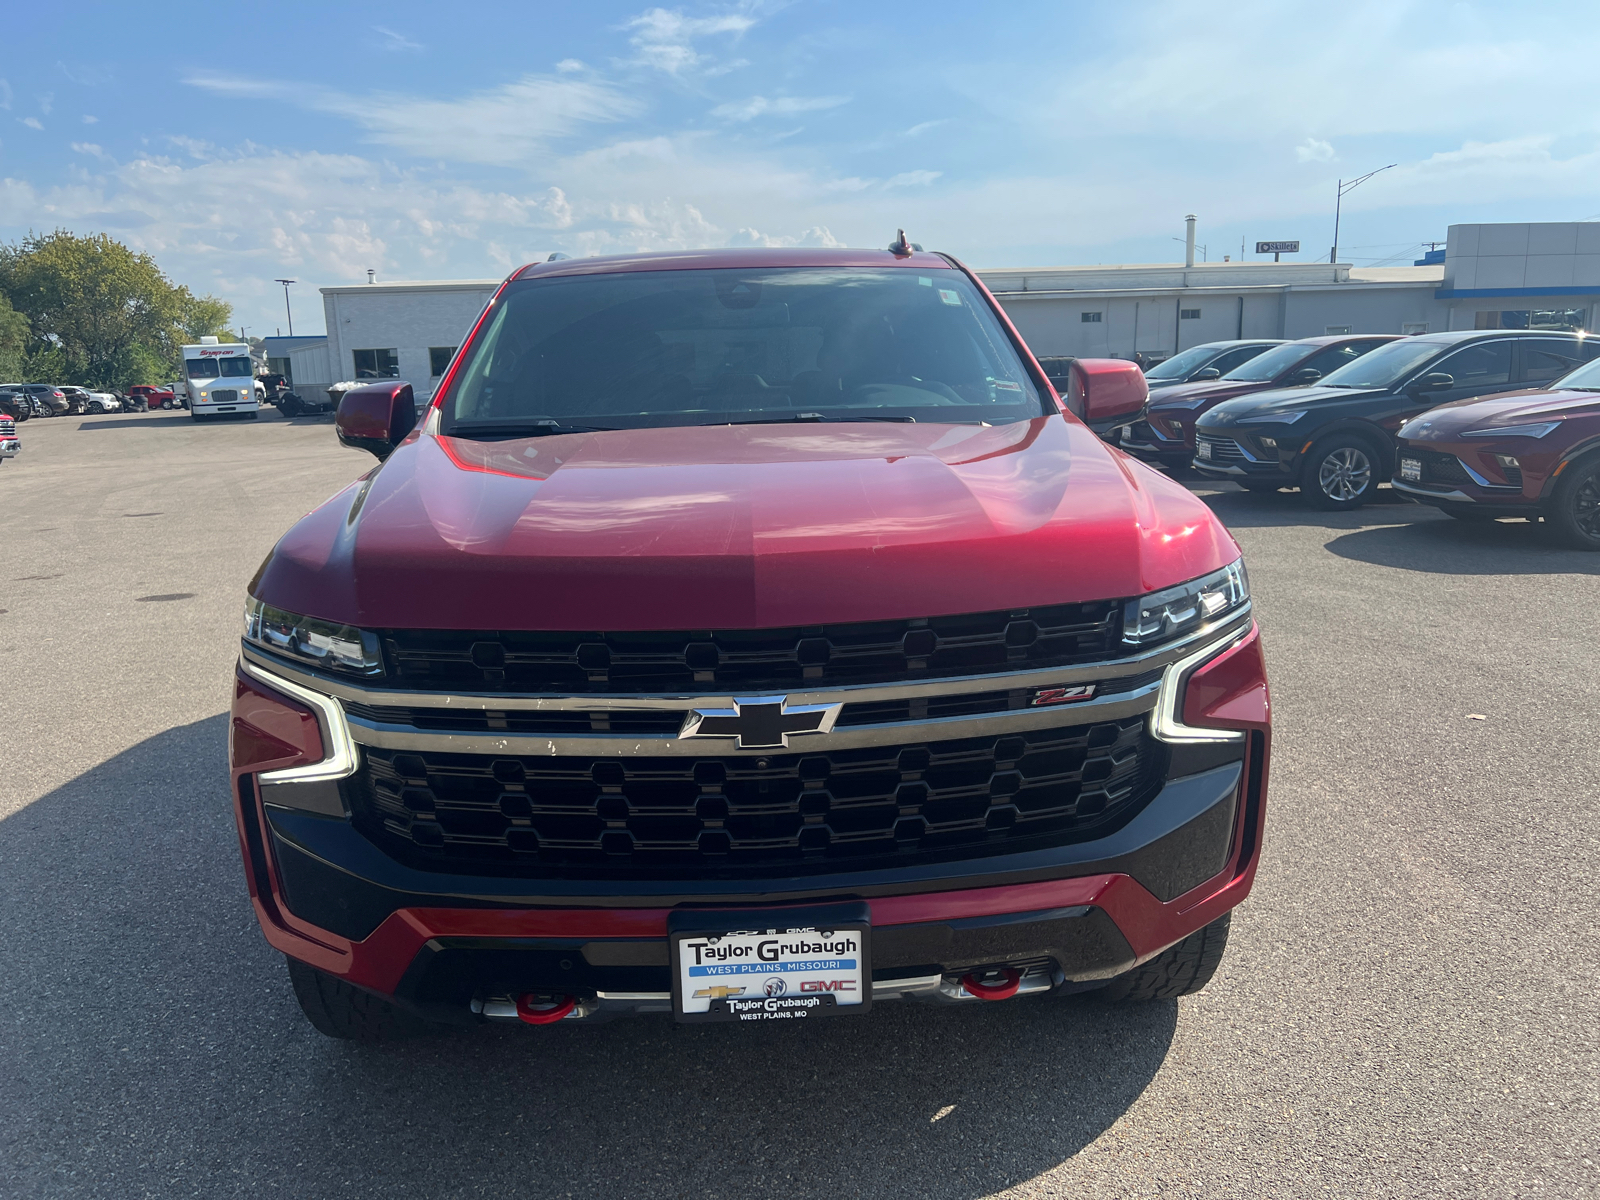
left=679, top=695, right=843, bottom=749
left=764, top=977, right=788, bottom=997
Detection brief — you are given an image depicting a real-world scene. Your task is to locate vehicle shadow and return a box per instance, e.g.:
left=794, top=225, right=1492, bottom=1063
left=1193, top=483, right=1420, bottom=531
left=0, top=717, right=1176, bottom=1199
left=1322, top=514, right=1600, bottom=575
left=74, top=415, right=195, bottom=430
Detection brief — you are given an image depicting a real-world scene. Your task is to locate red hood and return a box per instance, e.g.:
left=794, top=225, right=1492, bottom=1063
left=252, top=417, right=1239, bottom=631
left=1148, top=379, right=1275, bottom=411
left=1406, top=387, right=1600, bottom=436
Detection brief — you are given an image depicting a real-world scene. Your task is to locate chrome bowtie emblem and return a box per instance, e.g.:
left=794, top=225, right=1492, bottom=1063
left=679, top=695, right=843, bottom=749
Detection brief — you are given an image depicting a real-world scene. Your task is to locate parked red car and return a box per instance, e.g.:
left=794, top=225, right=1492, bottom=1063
left=1393, top=353, right=1600, bottom=548
left=0, top=410, right=19, bottom=464
left=128, top=384, right=177, bottom=410
left=231, top=246, right=1270, bottom=1039
left=1122, top=334, right=1404, bottom=469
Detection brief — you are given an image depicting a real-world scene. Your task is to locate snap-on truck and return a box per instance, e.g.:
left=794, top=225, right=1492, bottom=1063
left=229, top=244, right=1271, bottom=1038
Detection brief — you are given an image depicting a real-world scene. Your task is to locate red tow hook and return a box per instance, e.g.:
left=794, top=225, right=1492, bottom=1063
left=515, top=993, right=577, bottom=1024
left=960, top=967, right=1023, bottom=1001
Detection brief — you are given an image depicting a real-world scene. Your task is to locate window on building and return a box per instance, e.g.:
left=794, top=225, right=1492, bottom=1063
left=1080, top=312, right=1103, bottom=323
left=1180, top=308, right=1201, bottom=320
left=1324, top=325, right=1352, bottom=335
left=1401, top=323, right=1429, bottom=335
left=353, top=348, right=400, bottom=379
left=1476, top=308, right=1588, bottom=332
left=429, top=346, right=459, bottom=377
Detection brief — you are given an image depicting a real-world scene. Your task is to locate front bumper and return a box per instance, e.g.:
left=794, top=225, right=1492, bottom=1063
left=0, top=438, right=18, bottom=458
left=231, top=618, right=1271, bottom=1024
left=1120, top=419, right=1191, bottom=463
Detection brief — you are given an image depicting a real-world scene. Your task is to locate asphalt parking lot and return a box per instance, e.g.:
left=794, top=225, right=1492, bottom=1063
left=2, top=410, right=1597, bottom=1199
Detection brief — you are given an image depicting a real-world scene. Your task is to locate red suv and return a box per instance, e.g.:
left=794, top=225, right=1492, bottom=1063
left=128, top=385, right=177, bottom=410
left=1122, top=334, right=1403, bottom=469
left=231, top=247, right=1270, bottom=1038
left=1393, top=352, right=1600, bottom=548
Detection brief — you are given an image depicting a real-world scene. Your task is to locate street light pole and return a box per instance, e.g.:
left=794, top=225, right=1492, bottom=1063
left=274, top=279, right=297, bottom=336
left=1331, top=165, right=1397, bottom=263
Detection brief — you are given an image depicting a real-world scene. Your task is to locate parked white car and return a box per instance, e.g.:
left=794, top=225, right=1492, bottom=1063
left=85, top=391, right=122, bottom=413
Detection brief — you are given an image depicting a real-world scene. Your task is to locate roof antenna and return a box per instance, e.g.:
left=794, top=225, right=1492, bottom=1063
left=888, top=229, right=913, bottom=256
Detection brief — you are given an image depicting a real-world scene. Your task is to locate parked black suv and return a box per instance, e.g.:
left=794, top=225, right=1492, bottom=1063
left=1139, top=340, right=1285, bottom=390
left=1191, top=331, right=1600, bottom=509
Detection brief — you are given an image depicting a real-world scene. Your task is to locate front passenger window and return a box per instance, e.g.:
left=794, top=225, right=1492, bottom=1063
left=1435, top=342, right=1512, bottom=389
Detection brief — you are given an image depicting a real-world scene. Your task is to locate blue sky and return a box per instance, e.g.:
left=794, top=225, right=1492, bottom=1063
left=3, top=0, right=1598, bottom=337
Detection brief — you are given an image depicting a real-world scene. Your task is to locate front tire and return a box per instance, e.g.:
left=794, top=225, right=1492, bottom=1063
left=1304, top=435, right=1380, bottom=510
left=286, top=958, right=437, bottom=1041
left=1548, top=454, right=1600, bottom=551
left=1099, top=912, right=1231, bottom=1002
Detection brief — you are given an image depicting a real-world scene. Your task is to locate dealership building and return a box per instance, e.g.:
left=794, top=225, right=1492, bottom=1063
left=265, top=222, right=1600, bottom=400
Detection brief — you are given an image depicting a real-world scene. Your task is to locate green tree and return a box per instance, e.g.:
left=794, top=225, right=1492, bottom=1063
left=0, top=290, right=27, bottom=382
left=0, top=230, right=232, bottom=389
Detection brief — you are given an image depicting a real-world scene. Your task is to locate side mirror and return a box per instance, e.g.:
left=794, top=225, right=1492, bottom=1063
left=1411, top=372, right=1454, bottom=394
left=1192, top=366, right=1222, bottom=381
left=337, top=382, right=418, bottom=460
left=1055, top=357, right=1149, bottom=441
left=1292, top=367, right=1322, bottom=383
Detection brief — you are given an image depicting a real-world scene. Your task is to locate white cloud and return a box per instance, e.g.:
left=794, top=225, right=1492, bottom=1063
left=187, top=74, right=642, bottom=166
left=711, top=94, right=848, bottom=121
left=373, top=26, right=422, bottom=52
left=728, top=225, right=842, bottom=247
left=19, top=116, right=42, bottom=130
left=904, top=119, right=948, bottom=138
left=70, top=142, right=105, bottom=159
left=621, top=5, right=759, bottom=75
left=37, top=91, right=53, bottom=116
left=556, top=58, right=587, bottom=73
left=885, top=170, right=941, bottom=188
left=1296, top=138, right=1335, bottom=163
left=82, top=114, right=98, bottom=124
left=0, top=79, right=11, bottom=111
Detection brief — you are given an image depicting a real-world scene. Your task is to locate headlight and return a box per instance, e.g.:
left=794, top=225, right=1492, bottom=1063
left=1461, top=421, right=1559, bottom=439
left=243, top=597, right=382, bottom=676
left=1124, top=560, right=1250, bottom=648
left=1235, top=410, right=1305, bottom=425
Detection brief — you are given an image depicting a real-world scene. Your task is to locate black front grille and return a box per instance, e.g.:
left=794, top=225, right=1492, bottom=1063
left=1412, top=449, right=1471, bottom=486
left=1196, top=434, right=1247, bottom=462
left=380, top=603, right=1123, bottom=695
left=351, top=716, right=1166, bottom=877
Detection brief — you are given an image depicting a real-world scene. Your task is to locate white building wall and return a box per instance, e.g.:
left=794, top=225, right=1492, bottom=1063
left=322, top=281, right=501, bottom=400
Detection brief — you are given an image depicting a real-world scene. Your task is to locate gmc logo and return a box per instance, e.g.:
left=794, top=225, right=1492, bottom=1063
left=799, top=979, right=856, bottom=993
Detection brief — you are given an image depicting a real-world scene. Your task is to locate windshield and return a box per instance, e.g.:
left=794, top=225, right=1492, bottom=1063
left=1221, top=342, right=1313, bottom=382
left=1144, top=344, right=1223, bottom=380
left=1554, top=355, right=1600, bottom=390
left=186, top=355, right=250, bottom=378
left=1317, top=339, right=1443, bottom=388
left=439, top=267, right=1045, bottom=436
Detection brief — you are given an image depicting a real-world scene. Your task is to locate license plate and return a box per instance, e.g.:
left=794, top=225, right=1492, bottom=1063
left=670, top=903, right=871, bottom=1023
left=1197, top=440, right=1212, bottom=459
left=1400, top=458, right=1421, bottom=481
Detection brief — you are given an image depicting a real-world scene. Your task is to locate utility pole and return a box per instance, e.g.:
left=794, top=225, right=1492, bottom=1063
left=1331, top=165, right=1397, bottom=263
left=275, top=279, right=297, bottom=336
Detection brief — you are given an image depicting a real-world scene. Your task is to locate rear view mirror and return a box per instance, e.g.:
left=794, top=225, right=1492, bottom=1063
left=1192, top=367, right=1222, bottom=381
left=1293, top=368, right=1322, bottom=383
left=337, top=382, right=418, bottom=460
left=1412, top=372, right=1455, bottom=393
left=1054, top=358, right=1149, bottom=441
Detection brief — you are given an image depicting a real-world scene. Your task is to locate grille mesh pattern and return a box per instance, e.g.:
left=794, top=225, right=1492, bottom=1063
left=381, top=603, right=1122, bottom=695
left=1196, top=434, right=1247, bottom=462
left=353, top=716, right=1164, bottom=875
left=1412, top=449, right=1471, bottom=486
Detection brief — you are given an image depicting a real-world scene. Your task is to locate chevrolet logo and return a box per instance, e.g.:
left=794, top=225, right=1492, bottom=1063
left=693, top=985, right=747, bottom=1000
left=679, top=695, right=843, bottom=749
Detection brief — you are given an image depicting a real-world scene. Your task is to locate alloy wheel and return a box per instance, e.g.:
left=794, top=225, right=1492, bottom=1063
left=1575, top=471, right=1600, bottom=539
left=1318, top=447, right=1372, bottom=502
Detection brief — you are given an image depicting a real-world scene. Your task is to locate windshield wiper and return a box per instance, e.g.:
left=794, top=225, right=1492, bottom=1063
left=720, top=413, right=918, bottom=425
left=445, top=420, right=616, bottom=439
